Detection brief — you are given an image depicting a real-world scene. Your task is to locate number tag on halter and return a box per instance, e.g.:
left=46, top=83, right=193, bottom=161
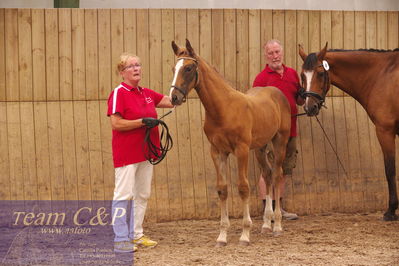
left=322, top=60, right=330, bottom=71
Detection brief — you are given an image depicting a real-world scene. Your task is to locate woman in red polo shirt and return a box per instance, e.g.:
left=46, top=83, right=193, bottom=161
left=107, top=53, right=173, bottom=253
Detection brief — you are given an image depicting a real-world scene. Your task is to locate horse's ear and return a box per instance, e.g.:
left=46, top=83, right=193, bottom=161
left=298, top=44, right=307, bottom=61
left=317, top=42, right=328, bottom=60
left=185, top=39, right=196, bottom=57
left=172, top=41, right=180, bottom=56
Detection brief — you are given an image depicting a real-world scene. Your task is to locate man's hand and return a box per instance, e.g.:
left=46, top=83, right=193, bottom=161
left=142, top=117, right=160, bottom=128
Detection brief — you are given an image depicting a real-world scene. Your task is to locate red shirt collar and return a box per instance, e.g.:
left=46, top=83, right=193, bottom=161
left=265, top=64, right=287, bottom=74
left=121, top=82, right=141, bottom=91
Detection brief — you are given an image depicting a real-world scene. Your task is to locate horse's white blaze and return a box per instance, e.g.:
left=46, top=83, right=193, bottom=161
left=304, top=71, right=314, bottom=106
left=169, top=59, right=185, bottom=98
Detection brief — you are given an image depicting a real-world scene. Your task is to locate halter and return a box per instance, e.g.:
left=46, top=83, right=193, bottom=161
left=171, top=56, right=200, bottom=102
left=301, top=60, right=330, bottom=110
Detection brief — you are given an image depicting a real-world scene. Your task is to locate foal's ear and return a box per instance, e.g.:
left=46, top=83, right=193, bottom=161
left=317, top=42, right=328, bottom=60
left=298, top=44, right=307, bottom=61
left=185, top=39, right=196, bottom=57
left=171, top=41, right=181, bottom=56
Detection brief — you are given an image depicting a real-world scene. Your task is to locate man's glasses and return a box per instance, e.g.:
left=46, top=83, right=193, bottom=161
left=123, top=64, right=142, bottom=71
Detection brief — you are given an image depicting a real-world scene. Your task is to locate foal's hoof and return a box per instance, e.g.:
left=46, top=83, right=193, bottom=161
left=273, top=231, right=283, bottom=237
left=261, top=226, right=272, bottom=234
left=215, top=241, right=227, bottom=247
left=383, top=212, right=398, bottom=221
left=239, top=240, right=250, bottom=246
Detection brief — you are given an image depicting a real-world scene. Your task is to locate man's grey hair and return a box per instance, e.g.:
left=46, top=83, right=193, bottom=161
left=263, top=39, right=283, bottom=51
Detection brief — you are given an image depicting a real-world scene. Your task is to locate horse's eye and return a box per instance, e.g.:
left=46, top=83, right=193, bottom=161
left=185, top=66, right=193, bottom=72
left=317, top=71, right=325, bottom=78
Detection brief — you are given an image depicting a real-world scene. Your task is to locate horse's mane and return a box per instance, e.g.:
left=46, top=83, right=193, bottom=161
left=329, top=48, right=399, bottom=53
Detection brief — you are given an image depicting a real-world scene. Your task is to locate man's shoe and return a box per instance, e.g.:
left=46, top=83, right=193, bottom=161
left=281, top=209, right=298, bottom=220
left=114, top=241, right=137, bottom=253
left=133, top=235, right=158, bottom=247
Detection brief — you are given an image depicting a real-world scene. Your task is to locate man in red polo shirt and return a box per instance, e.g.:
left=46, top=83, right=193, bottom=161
left=253, top=39, right=305, bottom=220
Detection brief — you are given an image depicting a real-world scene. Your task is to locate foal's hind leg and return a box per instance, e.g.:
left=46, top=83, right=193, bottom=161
left=210, top=145, right=230, bottom=246
left=255, top=146, right=273, bottom=233
left=271, top=133, right=288, bottom=235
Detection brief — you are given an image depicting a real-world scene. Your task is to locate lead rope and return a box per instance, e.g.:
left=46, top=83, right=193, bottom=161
left=143, top=110, right=174, bottom=165
left=314, top=115, right=349, bottom=178
left=293, top=112, right=349, bottom=178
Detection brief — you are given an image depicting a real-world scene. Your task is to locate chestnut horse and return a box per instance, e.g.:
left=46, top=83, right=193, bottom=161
left=169, top=39, right=291, bottom=245
left=299, top=43, right=399, bottom=221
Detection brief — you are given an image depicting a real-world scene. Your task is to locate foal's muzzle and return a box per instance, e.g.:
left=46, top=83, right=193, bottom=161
left=170, top=85, right=187, bottom=106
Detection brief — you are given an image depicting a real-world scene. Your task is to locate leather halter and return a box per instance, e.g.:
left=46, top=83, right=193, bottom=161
left=302, top=62, right=330, bottom=109
left=171, top=57, right=199, bottom=102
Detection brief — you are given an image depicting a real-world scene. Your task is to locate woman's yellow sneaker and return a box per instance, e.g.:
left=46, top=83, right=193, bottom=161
left=133, top=235, right=157, bottom=247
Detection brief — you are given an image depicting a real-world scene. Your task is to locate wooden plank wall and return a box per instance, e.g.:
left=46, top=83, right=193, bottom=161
left=0, top=8, right=398, bottom=222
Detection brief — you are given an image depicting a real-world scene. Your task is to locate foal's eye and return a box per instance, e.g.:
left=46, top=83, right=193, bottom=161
left=317, top=71, right=325, bottom=78
left=185, top=66, right=193, bottom=72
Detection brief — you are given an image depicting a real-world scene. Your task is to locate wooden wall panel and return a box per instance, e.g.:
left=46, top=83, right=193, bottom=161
left=7, top=103, right=23, bottom=200
left=0, top=10, right=5, bottom=101
left=60, top=101, right=77, bottom=200
left=20, top=103, right=37, bottom=200
left=45, top=9, right=59, bottom=101
left=73, top=101, right=91, bottom=200
left=18, top=9, right=33, bottom=101
left=0, top=8, right=397, bottom=222
left=98, top=9, right=112, bottom=99
left=33, top=102, right=51, bottom=200
left=87, top=101, right=105, bottom=200
left=0, top=103, right=10, bottom=199
left=32, top=9, right=46, bottom=101
left=85, top=9, right=99, bottom=100
left=59, top=9, right=72, bottom=100
left=72, top=9, right=85, bottom=100
left=5, top=9, right=19, bottom=101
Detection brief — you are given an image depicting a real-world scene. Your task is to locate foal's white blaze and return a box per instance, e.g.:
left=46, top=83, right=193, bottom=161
left=169, top=59, right=185, bottom=98
left=304, top=70, right=314, bottom=106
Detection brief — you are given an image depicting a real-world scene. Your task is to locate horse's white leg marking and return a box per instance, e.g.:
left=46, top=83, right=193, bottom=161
left=169, top=59, right=184, bottom=98
left=233, top=145, right=252, bottom=245
left=212, top=149, right=230, bottom=246
left=262, top=194, right=273, bottom=233
left=273, top=182, right=283, bottom=235
left=304, top=71, right=314, bottom=107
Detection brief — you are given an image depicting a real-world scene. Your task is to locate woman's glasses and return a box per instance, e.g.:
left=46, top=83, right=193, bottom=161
left=123, top=64, right=142, bottom=71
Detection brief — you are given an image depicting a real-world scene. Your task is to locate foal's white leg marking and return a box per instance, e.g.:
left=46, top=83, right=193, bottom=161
left=169, top=59, right=185, bottom=98
left=239, top=199, right=252, bottom=244
left=273, top=190, right=283, bottom=235
left=304, top=71, right=314, bottom=106
left=262, top=195, right=273, bottom=233
left=216, top=155, right=230, bottom=246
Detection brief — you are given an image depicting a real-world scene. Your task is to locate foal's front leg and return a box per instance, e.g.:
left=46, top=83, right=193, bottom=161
left=211, top=146, right=230, bottom=246
left=235, top=144, right=252, bottom=245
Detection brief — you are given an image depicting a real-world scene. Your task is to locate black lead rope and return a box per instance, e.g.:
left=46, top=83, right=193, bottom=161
left=143, top=110, right=174, bottom=165
left=294, top=111, right=349, bottom=178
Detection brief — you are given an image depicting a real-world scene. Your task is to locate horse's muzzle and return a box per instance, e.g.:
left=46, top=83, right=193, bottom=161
left=304, top=102, right=320, bottom=116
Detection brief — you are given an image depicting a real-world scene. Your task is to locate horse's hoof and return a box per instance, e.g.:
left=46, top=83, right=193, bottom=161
left=261, top=227, right=272, bottom=234
left=215, top=241, right=227, bottom=247
left=273, top=231, right=283, bottom=237
left=383, top=212, right=398, bottom=221
left=239, top=240, right=250, bottom=246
